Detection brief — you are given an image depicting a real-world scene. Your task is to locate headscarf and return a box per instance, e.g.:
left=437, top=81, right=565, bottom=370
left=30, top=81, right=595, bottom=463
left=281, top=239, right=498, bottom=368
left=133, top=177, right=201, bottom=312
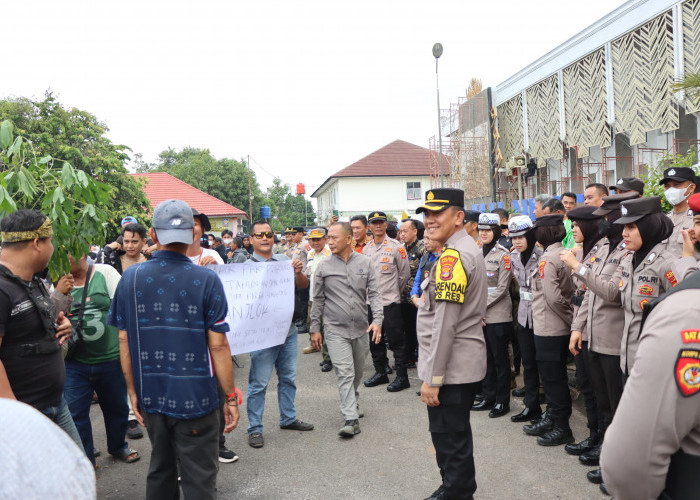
left=520, top=229, right=538, bottom=266
left=481, top=225, right=502, bottom=257
left=632, top=213, right=674, bottom=270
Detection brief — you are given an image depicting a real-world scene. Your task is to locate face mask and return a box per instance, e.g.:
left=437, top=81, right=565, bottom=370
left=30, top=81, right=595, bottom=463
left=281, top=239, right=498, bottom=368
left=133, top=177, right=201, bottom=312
left=665, top=186, right=690, bottom=206
left=598, top=218, right=611, bottom=237
left=223, top=238, right=233, bottom=245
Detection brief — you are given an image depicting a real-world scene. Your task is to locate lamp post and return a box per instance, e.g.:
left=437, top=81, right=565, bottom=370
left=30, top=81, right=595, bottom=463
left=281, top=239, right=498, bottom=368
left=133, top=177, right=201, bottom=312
left=433, top=43, right=445, bottom=187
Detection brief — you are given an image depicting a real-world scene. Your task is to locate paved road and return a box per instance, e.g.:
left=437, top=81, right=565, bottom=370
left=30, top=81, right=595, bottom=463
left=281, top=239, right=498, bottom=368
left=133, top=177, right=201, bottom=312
left=93, top=337, right=606, bottom=499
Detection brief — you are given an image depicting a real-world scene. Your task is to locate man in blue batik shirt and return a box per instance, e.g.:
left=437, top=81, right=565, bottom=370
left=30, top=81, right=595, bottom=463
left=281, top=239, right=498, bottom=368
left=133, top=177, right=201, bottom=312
left=108, top=199, right=239, bottom=500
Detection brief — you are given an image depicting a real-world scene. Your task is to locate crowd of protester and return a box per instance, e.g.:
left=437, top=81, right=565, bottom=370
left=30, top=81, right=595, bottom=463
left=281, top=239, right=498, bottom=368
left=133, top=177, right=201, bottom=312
left=1, top=166, right=700, bottom=499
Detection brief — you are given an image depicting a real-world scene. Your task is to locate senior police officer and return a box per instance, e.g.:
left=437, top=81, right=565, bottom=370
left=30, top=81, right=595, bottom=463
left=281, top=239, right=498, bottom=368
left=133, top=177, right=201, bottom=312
left=310, top=222, right=383, bottom=437
left=600, top=268, right=700, bottom=499
left=415, top=188, right=487, bottom=500
left=362, top=211, right=411, bottom=392
left=302, top=228, right=333, bottom=368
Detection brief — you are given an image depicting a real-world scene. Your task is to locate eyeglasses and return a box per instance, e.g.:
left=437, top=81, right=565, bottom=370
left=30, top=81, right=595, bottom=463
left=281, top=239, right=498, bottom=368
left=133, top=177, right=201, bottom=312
left=252, top=231, right=274, bottom=239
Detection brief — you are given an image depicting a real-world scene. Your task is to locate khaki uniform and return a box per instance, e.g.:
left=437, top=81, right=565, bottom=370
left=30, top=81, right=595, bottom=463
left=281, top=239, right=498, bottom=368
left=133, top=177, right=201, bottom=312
left=510, top=246, right=543, bottom=328
left=531, top=242, right=575, bottom=337
left=571, top=240, right=627, bottom=356
left=666, top=209, right=698, bottom=259
left=484, top=244, right=512, bottom=324
left=363, top=237, right=410, bottom=307
left=570, top=243, right=600, bottom=342
left=578, top=241, right=678, bottom=374
left=417, top=230, right=487, bottom=386
left=601, top=281, right=700, bottom=500
left=673, top=256, right=700, bottom=282
left=285, top=241, right=309, bottom=270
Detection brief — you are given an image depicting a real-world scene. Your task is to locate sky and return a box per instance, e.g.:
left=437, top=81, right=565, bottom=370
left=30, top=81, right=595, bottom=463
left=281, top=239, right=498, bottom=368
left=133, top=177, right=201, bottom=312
left=6, top=0, right=626, bottom=205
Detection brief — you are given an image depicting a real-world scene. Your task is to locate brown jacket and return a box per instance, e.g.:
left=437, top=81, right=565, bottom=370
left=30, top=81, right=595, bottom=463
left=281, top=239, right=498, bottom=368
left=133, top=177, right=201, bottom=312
left=600, top=286, right=700, bottom=500
left=571, top=239, right=627, bottom=356
left=484, top=244, right=513, bottom=324
left=531, top=242, right=575, bottom=337
left=417, top=230, right=487, bottom=387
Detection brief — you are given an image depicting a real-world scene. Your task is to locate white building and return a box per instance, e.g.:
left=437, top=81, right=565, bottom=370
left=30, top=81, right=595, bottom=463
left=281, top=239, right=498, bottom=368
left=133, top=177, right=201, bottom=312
left=312, top=140, right=447, bottom=225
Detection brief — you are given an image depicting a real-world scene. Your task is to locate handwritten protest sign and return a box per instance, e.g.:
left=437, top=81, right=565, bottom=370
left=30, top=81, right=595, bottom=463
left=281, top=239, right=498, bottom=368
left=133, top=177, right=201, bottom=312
left=212, top=261, right=294, bottom=355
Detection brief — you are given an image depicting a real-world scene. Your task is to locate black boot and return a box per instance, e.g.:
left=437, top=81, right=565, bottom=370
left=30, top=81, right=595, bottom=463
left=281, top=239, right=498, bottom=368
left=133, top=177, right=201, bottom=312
left=364, top=372, right=389, bottom=387
left=565, top=429, right=600, bottom=456
left=523, top=416, right=553, bottom=436
left=537, top=426, right=575, bottom=446
left=579, top=444, right=601, bottom=466
left=587, top=468, right=603, bottom=484
left=387, top=368, right=410, bottom=392
left=384, top=362, right=393, bottom=375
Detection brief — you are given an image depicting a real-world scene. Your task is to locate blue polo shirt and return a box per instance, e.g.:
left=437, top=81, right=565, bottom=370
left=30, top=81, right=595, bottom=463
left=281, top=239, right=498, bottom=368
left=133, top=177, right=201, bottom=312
left=107, top=250, right=229, bottom=420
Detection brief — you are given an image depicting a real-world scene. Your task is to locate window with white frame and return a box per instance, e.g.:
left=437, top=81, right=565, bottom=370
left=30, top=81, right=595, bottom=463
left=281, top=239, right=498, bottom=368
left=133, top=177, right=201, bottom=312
left=406, top=181, right=421, bottom=200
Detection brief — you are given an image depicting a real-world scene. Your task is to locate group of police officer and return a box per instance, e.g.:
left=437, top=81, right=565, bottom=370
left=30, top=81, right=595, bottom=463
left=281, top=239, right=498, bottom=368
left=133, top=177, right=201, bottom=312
left=407, top=165, right=700, bottom=500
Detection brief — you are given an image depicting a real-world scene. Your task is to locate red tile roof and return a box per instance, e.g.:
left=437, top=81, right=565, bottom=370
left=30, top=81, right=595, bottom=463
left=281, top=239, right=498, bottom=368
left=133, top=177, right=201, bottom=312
left=131, top=172, right=247, bottom=218
left=311, top=140, right=450, bottom=197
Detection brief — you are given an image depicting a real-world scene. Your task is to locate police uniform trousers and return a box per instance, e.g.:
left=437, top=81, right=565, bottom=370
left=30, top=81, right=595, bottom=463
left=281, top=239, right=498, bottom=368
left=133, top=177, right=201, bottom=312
left=516, top=324, right=541, bottom=412
left=295, top=287, right=310, bottom=331
left=573, top=341, right=599, bottom=433
left=534, top=335, right=572, bottom=428
left=400, top=301, right=418, bottom=362
left=482, top=322, right=512, bottom=405
left=428, top=383, right=479, bottom=499
left=587, top=350, right=623, bottom=436
left=368, top=304, right=407, bottom=373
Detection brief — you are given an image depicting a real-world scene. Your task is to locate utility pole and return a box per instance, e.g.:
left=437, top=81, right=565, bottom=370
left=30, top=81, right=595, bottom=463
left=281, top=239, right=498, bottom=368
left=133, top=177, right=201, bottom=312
left=247, top=154, right=253, bottom=227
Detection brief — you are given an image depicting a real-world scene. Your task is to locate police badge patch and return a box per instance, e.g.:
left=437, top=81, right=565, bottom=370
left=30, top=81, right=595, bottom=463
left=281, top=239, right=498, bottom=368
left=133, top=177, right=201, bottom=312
left=675, top=349, right=700, bottom=397
left=435, top=248, right=467, bottom=304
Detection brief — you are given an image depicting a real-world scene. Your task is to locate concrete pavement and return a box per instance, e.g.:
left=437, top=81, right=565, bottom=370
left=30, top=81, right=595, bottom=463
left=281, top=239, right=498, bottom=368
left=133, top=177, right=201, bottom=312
left=93, top=337, right=606, bottom=499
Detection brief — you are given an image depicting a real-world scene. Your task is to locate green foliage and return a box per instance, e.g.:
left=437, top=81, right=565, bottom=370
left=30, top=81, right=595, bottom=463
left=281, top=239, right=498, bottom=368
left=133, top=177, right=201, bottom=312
left=0, top=120, right=111, bottom=279
left=0, top=93, right=152, bottom=241
left=644, top=149, right=700, bottom=212
left=264, top=178, right=315, bottom=231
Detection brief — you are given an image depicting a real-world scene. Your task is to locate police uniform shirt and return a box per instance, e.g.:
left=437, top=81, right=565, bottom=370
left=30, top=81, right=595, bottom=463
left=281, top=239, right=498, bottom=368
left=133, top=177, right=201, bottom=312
left=666, top=209, right=700, bottom=259
left=570, top=241, right=601, bottom=341
left=285, top=240, right=308, bottom=271
left=416, top=230, right=487, bottom=387
left=402, top=238, right=427, bottom=303
left=531, top=242, right=575, bottom=337
left=484, top=244, right=513, bottom=324
left=600, top=284, right=700, bottom=500
left=510, top=245, right=543, bottom=329
left=571, top=239, right=627, bottom=356
left=363, top=237, right=410, bottom=307
left=306, top=245, right=332, bottom=298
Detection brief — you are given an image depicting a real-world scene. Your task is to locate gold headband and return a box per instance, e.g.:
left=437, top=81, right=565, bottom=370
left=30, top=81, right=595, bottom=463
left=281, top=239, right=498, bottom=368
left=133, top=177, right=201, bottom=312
left=1, top=218, right=53, bottom=243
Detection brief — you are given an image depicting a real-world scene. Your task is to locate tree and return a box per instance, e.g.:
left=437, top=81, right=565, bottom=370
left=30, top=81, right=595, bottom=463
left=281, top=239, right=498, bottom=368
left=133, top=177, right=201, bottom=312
left=0, top=93, right=151, bottom=241
left=264, top=178, right=315, bottom=231
left=466, top=78, right=483, bottom=98
left=0, top=120, right=111, bottom=278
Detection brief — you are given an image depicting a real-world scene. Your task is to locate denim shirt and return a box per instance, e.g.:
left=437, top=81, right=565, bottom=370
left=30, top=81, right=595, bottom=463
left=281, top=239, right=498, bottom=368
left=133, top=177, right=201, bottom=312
left=107, top=250, right=229, bottom=420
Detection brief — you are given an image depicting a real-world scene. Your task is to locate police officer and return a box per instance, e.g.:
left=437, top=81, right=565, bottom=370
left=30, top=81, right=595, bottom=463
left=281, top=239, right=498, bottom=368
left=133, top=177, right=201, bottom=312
left=600, top=268, right=700, bottom=499
left=675, top=193, right=700, bottom=280
left=523, top=214, right=576, bottom=447
left=463, top=210, right=481, bottom=244
left=362, top=211, right=411, bottom=392
left=286, top=226, right=310, bottom=333
left=400, top=219, right=427, bottom=366
left=508, top=215, right=544, bottom=423
left=415, top=188, right=487, bottom=500
left=472, top=213, right=513, bottom=418
left=609, top=176, right=644, bottom=196
left=659, top=166, right=699, bottom=258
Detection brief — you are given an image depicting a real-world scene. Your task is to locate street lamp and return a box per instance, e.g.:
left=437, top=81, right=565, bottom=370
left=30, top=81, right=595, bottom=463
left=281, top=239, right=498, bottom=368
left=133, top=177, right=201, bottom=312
left=433, top=42, right=444, bottom=187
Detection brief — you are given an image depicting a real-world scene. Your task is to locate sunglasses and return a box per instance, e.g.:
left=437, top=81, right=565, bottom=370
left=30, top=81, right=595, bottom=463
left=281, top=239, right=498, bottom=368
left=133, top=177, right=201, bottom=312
left=252, top=231, right=274, bottom=239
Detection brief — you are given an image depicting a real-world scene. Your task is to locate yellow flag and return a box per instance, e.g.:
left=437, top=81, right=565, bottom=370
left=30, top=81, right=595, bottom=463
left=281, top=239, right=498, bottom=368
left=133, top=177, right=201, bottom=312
left=402, top=209, right=410, bottom=221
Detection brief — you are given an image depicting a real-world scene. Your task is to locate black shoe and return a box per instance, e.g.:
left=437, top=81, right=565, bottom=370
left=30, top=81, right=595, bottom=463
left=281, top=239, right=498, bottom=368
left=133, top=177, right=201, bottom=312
left=537, top=427, right=575, bottom=446
left=579, top=445, right=601, bottom=466
left=320, top=360, right=333, bottom=372
left=523, top=417, right=553, bottom=436
left=248, top=432, right=264, bottom=448
left=565, top=434, right=601, bottom=456
left=473, top=393, right=484, bottom=402
left=384, top=364, right=393, bottom=375
left=280, top=419, right=314, bottom=431
left=126, top=419, right=143, bottom=439
left=488, top=403, right=510, bottom=418
left=423, top=485, right=445, bottom=500
left=587, top=468, right=603, bottom=484
left=530, top=410, right=547, bottom=424
left=600, top=483, right=610, bottom=496
left=511, top=387, right=526, bottom=397
left=406, top=360, right=416, bottom=369
left=364, top=372, right=389, bottom=387
left=510, top=408, right=541, bottom=423
left=218, top=446, right=239, bottom=463
left=387, top=375, right=410, bottom=392
left=472, top=399, right=495, bottom=411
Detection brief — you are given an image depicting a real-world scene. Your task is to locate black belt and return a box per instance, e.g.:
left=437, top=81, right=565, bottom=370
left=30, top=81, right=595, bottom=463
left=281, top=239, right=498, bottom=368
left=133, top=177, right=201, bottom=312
left=0, top=339, right=60, bottom=357
left=571, top=295, right=584, bottom=307
left=659, top=449, right=700, bottom=499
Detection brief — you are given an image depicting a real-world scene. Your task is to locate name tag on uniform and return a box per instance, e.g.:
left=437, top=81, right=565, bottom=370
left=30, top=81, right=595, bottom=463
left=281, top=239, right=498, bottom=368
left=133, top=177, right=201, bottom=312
left=487, top=287, right=497, bottom=295
left=519, top=290, right=533, bottom=301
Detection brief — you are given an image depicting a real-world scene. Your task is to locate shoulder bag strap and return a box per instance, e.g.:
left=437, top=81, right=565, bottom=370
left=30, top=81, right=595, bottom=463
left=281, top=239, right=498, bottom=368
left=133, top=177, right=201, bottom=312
left=74, top=262, right=94, bottom=339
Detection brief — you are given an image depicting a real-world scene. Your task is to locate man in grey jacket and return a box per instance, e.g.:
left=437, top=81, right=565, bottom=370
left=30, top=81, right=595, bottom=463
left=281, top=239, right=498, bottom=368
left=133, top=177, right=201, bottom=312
left=310, top=222, right=383, bottom=438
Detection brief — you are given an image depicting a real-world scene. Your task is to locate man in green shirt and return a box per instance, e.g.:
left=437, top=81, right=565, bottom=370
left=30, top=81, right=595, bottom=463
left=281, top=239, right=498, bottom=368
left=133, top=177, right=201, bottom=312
left=60, top=255, right=140, bottom=467
left=544, top=198, right=575, bottom=249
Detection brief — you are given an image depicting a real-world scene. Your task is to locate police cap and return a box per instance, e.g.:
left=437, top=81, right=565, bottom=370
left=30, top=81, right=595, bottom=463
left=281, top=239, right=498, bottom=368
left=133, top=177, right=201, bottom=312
left=610, top=177, right=645, bottom=195
left=308, top=227, right=327, bottom=239
left=615, top=196, right=663, bottom=224
left=463, top=210, right=481, bottom=223
left=477, top=213, right=500, bottom=230
left=367, top=211, right=388, bottom=223
left=658, top=167, right=697, bottom=185
left=567, top=205, right=602, bottom=221
left=592, top=191, right=640, bottom=216
left=415, top=188, right=465, bottom=214
left=533, top=214, right=564, bottom=228
left=508, top=215, right=533, bottom=237
left=688, top=193, right=700, bottom=215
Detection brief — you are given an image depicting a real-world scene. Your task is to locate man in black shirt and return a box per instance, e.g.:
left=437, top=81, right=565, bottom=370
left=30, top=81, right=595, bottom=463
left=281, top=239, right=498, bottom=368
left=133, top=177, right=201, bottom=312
left=0, top=209, right=82, bottom=450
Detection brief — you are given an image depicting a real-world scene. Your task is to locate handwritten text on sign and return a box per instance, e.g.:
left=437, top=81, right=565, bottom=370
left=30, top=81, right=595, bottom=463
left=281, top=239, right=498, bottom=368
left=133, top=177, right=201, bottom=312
left=212, top=261, right=294, bottom=355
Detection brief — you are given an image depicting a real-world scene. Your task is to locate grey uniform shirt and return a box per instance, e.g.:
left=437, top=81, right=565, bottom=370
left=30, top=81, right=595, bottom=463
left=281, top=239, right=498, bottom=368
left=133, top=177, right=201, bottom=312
left=310, top=252, right=383, bottom=339
left=531, top=242, right=575, bottom=337
left=363, top=237, right=410, bottom=307
left=510, top=246, right=543, bottom=329
left=417, top=230, right=487, bottom=387
left=484, top=244, right=513, bottom=324
left=571, top=239, right=627, bottom=356
left=600, top=287, right=700, bottom=500
left=570, top=242, right=601, bottom=342
left=666, top=209, right=699, bottom=259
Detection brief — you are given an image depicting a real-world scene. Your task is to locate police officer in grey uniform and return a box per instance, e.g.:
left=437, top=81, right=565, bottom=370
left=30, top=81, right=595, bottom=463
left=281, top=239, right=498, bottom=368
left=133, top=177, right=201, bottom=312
left=600, top=268, right=700, bottom=499
left=415, top=188, right=487, bottom=500
left=660, top=167, right=699, bottom=259
left=523, top=214, right=576, bottom=447
left=472, top=213, right=513, bottom=418
left=508, top=215, right=544, bottom=423
left=362, top=211, right=412, bottom=392
left=673, top=193, right=700, bottom=281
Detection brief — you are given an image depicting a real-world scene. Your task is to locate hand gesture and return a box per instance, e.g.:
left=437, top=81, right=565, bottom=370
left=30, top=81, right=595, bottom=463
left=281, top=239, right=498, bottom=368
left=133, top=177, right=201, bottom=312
left=559, top=249, right=578, bottom=270
left=56, top=274, right=74, bottom=295
left=367, top=323, right=382, bottom=344
left=569, top=330, right=582, bottom=356
left=681, top=228, right=697, bottom=258
left=292, top=259, right=304, bottom=275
